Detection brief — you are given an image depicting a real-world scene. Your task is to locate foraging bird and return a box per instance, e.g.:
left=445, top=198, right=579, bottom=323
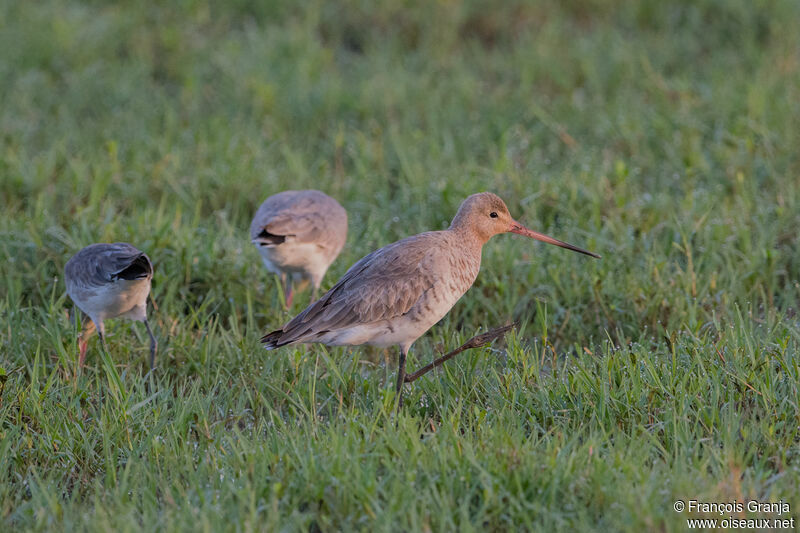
left=250, top=190, right=348, bottom=307
left=262, top=192, right=599, bottom=407
left=64, top=243, right=157, bottom=368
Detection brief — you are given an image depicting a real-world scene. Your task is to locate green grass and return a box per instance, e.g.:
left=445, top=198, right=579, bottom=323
left=2, top=0, right=800, bottom=530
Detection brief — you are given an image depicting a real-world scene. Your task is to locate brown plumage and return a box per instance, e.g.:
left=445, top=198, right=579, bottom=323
left=262, top=192, right=599, bottom=407
left=250, top=190, right=347, bottom=306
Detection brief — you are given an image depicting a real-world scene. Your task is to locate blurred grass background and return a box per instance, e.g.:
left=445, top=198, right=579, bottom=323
left=1, top=0, right=799, bottom=530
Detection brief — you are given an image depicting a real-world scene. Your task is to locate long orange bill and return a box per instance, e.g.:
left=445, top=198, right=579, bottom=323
left=509, top=221, right=600, bottom=258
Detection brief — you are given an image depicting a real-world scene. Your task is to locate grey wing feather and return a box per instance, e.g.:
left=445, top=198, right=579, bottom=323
left=65, top=243, right=151, bottom=288
left=263, top=233, right=443, bottom=345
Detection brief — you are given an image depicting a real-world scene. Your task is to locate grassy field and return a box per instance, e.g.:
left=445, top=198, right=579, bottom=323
left=2, top=0, right=800, bottom=530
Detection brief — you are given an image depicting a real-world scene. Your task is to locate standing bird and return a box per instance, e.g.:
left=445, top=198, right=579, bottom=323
left=262, top=192, right=600, bottom=407
left=250, top=190, right=348, bottom=307
left=64, top=243, right=157, bottom=368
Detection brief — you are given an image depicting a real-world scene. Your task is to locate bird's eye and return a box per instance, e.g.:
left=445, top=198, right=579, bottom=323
left=489, top=212, right=498, bottom=218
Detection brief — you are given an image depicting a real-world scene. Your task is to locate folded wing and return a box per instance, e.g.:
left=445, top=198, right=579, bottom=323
left=66, top=243, right=152, bottom=288
left=262, top=232, right=444, bottom=347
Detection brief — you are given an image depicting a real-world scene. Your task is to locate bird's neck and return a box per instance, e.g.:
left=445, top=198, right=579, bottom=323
left=447, top=223, right=491, bottom=249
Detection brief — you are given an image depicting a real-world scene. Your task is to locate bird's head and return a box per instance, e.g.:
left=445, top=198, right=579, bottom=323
left=449, top=192, right=600, bottom=258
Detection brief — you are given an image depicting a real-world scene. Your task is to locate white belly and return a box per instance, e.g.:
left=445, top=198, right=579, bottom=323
left=315, top=319, right=426, bottom=348
left=258, top=241, right=330, bottom=281
left=69, top=278, right=151, bottom=323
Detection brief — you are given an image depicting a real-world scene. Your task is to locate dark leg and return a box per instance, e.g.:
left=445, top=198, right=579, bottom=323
left=404, top=324, right=515, bottom=384
left=98, top=330, right=109, bottom=356
left=144, top=319, right=158, bottom=369
left=395, top=347, right=407, bottom=410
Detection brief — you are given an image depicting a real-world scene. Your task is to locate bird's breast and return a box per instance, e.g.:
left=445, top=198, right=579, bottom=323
left=404, top=249, right=481, bottom=329
left=71, top=278, right=151, bottom=321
